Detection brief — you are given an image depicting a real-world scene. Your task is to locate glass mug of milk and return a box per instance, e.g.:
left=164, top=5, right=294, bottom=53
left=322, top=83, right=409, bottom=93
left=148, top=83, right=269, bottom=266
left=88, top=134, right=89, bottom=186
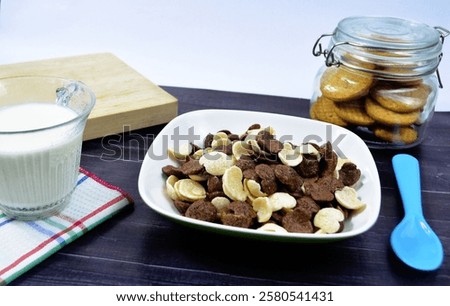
left=0, top=76, right=96, bottom=220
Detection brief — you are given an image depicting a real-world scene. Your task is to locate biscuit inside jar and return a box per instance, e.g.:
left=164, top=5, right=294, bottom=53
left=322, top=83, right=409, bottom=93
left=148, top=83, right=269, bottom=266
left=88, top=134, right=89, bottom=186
left=311, top=16, right=445, bottom=148
left=319, top=66, right=374, bottom=102
left=161, top=125, right=366, bottom=235
left=311, top=61, right=434, bottom=146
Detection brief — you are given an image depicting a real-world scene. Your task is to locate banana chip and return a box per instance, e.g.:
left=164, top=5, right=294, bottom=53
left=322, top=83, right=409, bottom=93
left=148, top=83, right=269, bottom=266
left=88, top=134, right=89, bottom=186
left=264, top=126, right=276, bottom=136
left=199, top=151, right=234, bottom=176
left=222, top=166, right=248, bottom=201
left=211, top=196, right=231, bottom=212
left=268, top=192, right=296, bottom=211
left=278, top=147, right=303, bottom=167
left=188, top=174, right=209, bottom=182
left=314, top=207, right=344, bottom=234
left=232, top=141, right=252, bottom=160
left=335, top=186, right=366, bottom=210
left=245, top=179, right=267, bottom=198
left=165, top=175, right=179, bottom=200
left=252, top=196, right=272, bottom=222
left=257, top=223, right=288, bottom=233
left=211, top=132, right=231, bottom=149
left=243, top=180, right=256, bottom=203
left=246, top=139, right=261, bottom=154
left=168, top=143, right=192, bottom=160
left=192, top=149, right=204, bottom=160
left=174, top=179, right=206, bottom=202
left=283, top=142, right=293, bottom=150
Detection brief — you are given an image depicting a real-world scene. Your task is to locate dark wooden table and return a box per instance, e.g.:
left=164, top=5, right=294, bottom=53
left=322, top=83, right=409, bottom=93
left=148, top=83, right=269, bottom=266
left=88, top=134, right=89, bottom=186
left=11, top=86, right=450, bottom=285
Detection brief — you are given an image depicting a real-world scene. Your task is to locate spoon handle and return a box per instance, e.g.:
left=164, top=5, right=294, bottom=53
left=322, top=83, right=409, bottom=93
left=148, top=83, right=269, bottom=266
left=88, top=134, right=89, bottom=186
left=392, top=154, right=423, bottom=217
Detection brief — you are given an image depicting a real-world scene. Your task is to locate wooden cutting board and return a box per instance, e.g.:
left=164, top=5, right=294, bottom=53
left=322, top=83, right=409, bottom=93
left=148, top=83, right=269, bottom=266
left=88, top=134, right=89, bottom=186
left=0, top=53, right=178, bottom=140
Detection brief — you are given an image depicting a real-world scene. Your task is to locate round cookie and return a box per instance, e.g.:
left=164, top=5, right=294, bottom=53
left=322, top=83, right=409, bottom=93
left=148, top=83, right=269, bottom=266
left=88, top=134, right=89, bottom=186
left=310, top=96, right=348, bottom=127
left=333, top=100, right=375, bottom=126
left=320, top=66, right=373, bottom=102
left=365, top=97, right=419, bottom=126
left=373, top=125, right=418, bottom=144
left=371, top=81, right=431, bottom=113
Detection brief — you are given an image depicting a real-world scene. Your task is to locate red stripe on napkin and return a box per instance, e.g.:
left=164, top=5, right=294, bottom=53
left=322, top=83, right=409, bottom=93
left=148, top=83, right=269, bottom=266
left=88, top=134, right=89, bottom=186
left=0, top=194, right=126, bottom=278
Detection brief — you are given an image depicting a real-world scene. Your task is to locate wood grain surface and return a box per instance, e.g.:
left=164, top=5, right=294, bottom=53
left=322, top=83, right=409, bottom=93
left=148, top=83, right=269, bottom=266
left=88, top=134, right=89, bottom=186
left=0, top=53, right=178, bottom=140
left=9, top=86, right=450, bottom=285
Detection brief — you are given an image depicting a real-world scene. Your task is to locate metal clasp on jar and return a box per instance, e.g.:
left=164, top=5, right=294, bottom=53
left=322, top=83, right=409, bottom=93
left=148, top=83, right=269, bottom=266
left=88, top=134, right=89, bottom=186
left=434, top=26, right=449, bottom=88
left=312, top=32, right=369, bottom=67
left=312, top=33, right=336, bottom=66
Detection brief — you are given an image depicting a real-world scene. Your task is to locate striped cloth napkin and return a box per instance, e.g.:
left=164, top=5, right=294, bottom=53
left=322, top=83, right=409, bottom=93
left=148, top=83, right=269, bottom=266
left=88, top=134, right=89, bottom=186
left=0, top=168, right=133, bottom=285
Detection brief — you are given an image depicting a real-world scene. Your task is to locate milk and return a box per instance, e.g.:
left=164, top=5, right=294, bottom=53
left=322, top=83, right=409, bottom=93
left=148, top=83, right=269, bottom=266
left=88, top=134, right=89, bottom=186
left=0, top=103, right=82, bottom=217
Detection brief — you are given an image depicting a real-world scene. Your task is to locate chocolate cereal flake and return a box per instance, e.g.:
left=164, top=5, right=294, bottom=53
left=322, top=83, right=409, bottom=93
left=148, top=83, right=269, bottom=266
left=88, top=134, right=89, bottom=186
left=185, top=200, right=218, bottom=222
left=220, top=201, right=256, bottom=228
left=282, top=208, right=314, bottom=233
left=338, top=162, right=361, bottom=186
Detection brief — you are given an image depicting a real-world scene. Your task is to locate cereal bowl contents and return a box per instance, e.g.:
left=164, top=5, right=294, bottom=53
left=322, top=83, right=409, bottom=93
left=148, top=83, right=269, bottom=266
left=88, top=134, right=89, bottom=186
left=161, top=124, right=366, bottom=234
left=138, top=110, right=381, bottom=242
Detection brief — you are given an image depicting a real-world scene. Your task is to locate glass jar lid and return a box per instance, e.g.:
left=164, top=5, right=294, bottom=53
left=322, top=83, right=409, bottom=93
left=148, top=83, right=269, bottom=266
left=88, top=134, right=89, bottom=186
left=334, top=16, right=440, bottom=51
left=313, top=16, right=449, bottom=79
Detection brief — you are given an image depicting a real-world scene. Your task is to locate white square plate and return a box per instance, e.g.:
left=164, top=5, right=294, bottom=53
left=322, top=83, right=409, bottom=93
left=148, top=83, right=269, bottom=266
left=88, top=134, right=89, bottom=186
left=138, top=109, right=381, bottom=242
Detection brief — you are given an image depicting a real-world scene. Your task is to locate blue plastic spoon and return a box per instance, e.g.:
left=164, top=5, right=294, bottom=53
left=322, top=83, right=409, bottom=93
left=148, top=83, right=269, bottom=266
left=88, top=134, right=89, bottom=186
left=391, top=154, right=444, bottom=271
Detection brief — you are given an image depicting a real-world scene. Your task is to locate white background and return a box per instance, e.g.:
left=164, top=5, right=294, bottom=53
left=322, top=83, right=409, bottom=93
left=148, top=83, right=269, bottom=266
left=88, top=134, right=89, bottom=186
left=1, top=0, right=449, bottom=111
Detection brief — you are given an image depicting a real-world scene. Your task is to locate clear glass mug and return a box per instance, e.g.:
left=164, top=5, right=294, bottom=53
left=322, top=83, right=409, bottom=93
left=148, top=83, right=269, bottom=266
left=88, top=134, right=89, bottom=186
left=0, top=76, right=96, bottom=220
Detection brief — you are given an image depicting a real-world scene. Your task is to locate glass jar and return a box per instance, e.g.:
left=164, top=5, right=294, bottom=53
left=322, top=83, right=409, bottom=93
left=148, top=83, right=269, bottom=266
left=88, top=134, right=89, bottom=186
left=310, top=16, right=449, bottom=148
